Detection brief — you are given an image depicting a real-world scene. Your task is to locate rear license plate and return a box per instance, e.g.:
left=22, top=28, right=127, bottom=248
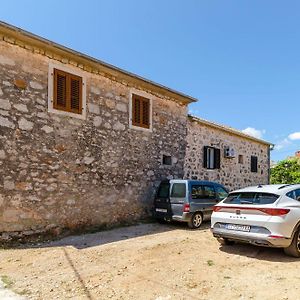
left=226, top=224, right=251, bottom=232
left=156, top=208, right=167, bottom=213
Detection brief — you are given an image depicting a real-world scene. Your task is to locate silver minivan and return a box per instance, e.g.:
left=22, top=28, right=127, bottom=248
left=153, top=179, right=228, bottom=228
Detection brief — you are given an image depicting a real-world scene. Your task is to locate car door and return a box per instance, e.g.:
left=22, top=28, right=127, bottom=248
left=154, top=180, right=171, bottom=218
left=189, top=184, right=216, bottom=220
left=201, top=184, right=217, bottom=219
left=169, top=181, right=187, bottom=218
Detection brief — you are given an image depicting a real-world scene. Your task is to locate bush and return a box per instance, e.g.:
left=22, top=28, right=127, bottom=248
left=270, top=159, right=300, bottom=184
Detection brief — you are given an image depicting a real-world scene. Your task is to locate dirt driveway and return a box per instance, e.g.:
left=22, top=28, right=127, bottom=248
left=0, top=222, right=299, bottom=300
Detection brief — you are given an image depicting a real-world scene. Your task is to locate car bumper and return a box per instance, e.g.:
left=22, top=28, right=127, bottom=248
left=212, top=228, right=291, bottom=248
left=172, top=212, right=192, bottom=222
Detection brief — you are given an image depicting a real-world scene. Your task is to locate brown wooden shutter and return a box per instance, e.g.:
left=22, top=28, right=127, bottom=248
left=54, top=69, right=67, bottom=110
left=70, top=75, right=82, bottom=114
left=141, top=98, right=150, bottom=128
left=132, top=95, right=141, bottom=126
left=53, top=69, right=83, bottom=114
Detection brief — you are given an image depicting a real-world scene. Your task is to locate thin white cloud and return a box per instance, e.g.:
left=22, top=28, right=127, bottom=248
left=274, top=138, right=291, bottom=151
left=288, top=132, right=300, bottom=140
left=242, top=127, right=265, bottom=139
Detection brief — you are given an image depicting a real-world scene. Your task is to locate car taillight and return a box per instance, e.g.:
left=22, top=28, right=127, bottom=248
left=260, top=208, right=290, bottom=216
left=183, top=203, right=190, bottom=212
left=212, top=206, right=290, bottom=216
left=213, top=206, right=222, bottom=212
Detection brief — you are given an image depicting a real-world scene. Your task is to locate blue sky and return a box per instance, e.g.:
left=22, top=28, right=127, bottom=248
left=0, top=0, right=299, bottom=161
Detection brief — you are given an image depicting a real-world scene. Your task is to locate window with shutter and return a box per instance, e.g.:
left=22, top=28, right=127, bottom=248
left=203, top=146, right=221, bottom=169
left=53, top=68, right=82, bottom=115
left=251, top=156, right=258, bottom=172
left=131, top=93, right=151, bottom=129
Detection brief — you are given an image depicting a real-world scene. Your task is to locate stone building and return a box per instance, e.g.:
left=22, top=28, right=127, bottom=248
left=0, top=22, right=196, bottom=239
left=185, top=116, right=272, bottom=191
left=0, top=22, right=272, bottom=240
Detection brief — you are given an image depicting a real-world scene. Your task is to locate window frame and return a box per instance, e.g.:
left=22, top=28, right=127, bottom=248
left=129, top=89, right=153, bottom=132
left=203, top=146, right=221, bottom=170
left=48, top=62, right=87, bottom=120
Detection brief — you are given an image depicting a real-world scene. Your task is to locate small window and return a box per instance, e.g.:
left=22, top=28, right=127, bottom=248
left=238, top=155, right=244, bottom=164
left=287, top=189, right=300, bottom=201
left=215, top=186, right=228, bottom=200
left=191, top=185, right=203, bottom=199
left=171, top=183, right=186, bottom=198
left=162, top=155, right=172, bottom=165
left=251, top=156, right=258, bottom=173
left=203, top=146, right=220, bottom=169
left=131, top=94, right=150, bottom=129
left=53, top=69, right=82, bottom=114
left=202, top=185, right=216, bottom=199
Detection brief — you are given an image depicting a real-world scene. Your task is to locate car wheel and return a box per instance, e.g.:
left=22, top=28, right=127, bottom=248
left=188, top=212, right=203, bottom=229
left=284, top=228, right=300, bottom=258
left=218, top=238, right=235, bottom=246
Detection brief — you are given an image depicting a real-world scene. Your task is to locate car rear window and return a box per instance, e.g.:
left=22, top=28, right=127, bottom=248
left=224, top=192, right=279, bottom=205
left=157, top=182, right=170, bottom=198
left=171, top=183, right=186, bottom=198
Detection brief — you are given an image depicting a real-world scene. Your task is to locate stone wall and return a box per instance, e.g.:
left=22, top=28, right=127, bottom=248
left=185, top=118, right=270, bottom=191
left=0, top=41, right=187, bottom=240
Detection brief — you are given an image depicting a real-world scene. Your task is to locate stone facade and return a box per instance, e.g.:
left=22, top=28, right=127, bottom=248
left=185, top=116, right=270, bottom=191
left=0, top=22, right=272, bottom=241
left=0, top=39, right=188, bottom=240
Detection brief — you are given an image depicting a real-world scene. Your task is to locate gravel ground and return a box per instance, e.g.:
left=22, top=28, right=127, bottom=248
left=0, top=222, right=299, bottom=300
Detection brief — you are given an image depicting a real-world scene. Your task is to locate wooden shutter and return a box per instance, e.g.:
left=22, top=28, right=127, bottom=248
left=70, top=75, right=82, bottom=114
left=214, top=148, right=221, bottom=169
left=53, top=68, right=82, bottom=114
left=54, top=69, right=67, bottom=110
left=132, top=95, right=141, bottom=126
left=251, top=156, right=258, bottom=172
left=132, top=94, right=150, bottom=128
left=141, top=98, right=150, bottom=128
left=203, top=146, right=208, bottom=168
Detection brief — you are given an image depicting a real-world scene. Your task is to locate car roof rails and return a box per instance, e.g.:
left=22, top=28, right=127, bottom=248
left=278, top=184, right=293, bottom=189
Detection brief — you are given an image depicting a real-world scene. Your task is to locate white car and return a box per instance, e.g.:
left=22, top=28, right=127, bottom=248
left=211, top=184, right=300, bottom=257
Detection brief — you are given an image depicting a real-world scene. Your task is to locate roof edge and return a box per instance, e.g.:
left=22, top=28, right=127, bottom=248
left=0, top=20, right=197, bottom=105
left=188, top=115, right=274, bottom=146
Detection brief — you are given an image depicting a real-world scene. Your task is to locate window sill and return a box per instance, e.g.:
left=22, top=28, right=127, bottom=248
left=48, top=106, right=86, bottom=120
left=129, top=124, right=152, bottom=132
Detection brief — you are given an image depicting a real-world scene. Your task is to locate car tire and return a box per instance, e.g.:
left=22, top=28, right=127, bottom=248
left=284, top=228, right=300, bottom=258
left=188, top=212, right=203, bottom=229
left=218, top=238, right=235, bottom=246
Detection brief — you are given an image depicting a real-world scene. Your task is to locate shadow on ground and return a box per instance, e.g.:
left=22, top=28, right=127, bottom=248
left=16, top=221, right=210, bottom=250
left=219, top=242, right=299, bottom=262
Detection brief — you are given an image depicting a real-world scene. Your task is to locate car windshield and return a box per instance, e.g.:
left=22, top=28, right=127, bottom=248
left=224, top=192, right=279, bottom=205
left=171, top=183, right=186, bottom=198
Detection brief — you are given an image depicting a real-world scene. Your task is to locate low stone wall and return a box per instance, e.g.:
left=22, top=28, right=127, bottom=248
left=185, top=119, right=270, bottom=191
left=0, top=41, right=187, bottom=241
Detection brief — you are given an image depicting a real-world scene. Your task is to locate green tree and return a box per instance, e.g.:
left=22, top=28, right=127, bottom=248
left=270, top=158, right=300, bottom=184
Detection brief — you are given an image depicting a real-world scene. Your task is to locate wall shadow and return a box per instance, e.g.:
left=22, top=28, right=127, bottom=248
left=14, top=221, right=209, bottom=250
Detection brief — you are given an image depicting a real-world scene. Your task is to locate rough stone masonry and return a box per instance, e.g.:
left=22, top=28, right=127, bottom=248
left=0, top=39, right=188, bottom=240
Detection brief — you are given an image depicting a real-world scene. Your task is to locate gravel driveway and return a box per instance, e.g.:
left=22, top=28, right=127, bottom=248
left=0, top=222, right=299, bottom=299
